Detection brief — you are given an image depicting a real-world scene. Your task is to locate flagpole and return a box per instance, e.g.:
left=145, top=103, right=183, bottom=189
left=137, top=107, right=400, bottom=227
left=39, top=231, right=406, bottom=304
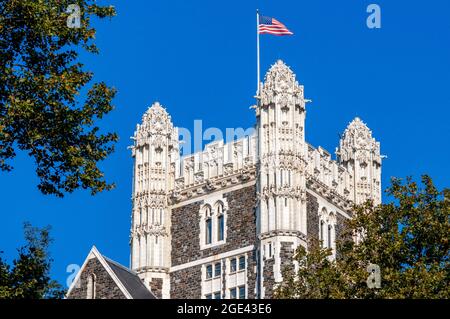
left=256, top=9, right=260, bottom=97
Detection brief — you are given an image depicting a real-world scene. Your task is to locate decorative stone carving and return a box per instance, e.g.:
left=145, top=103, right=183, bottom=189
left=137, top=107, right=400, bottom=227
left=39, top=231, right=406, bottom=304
left=126, top=60, right=382, bottom=300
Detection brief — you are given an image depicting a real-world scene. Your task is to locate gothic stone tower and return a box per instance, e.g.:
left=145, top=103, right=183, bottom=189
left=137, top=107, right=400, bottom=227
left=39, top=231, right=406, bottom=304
left=336, top=118, right=382, bottom=205
left=130, top=102, right=179, bottom=298
left=256, top=60, right=308, bottom=298
left=126, top=60, right=382, bottom=299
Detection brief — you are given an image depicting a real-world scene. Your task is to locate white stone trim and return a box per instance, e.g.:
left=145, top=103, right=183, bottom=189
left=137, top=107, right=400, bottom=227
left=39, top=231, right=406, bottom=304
left=170, top=180, right=256, bottom=209
left=225, top=253, right=248, bottom=299
left=199, top=195, right=229, bottom=250
left=307, top=189, right=352, bottom=220
left=170, top=245, right=254, bottom=273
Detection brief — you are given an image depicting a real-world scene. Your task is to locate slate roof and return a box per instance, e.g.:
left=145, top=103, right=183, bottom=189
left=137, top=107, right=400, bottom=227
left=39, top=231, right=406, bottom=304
left=66, top=245, right=157, bottom=299
left=103, top=256, right=157, bottom=299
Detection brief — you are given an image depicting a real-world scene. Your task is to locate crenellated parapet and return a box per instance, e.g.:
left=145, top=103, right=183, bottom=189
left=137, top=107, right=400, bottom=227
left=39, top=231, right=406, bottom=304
left=129, top=59, right=382, bottom=300
left=170, top=135, right=258, bottom=204
left=305, top=144, right=353, bottom=206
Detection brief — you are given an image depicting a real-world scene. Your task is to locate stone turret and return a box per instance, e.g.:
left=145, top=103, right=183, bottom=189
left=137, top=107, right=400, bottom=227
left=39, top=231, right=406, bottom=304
left=256, top=60, right=309, bottom=297
left=130, top=102, right=178, bottom=298
left=337, top=117, right=382, bottom=205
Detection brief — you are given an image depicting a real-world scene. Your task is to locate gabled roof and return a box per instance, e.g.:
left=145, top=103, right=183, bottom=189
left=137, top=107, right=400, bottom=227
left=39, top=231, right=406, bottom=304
left=103, top=256, right=156, bottom=299
left=66, top=246, right=156, bottom=299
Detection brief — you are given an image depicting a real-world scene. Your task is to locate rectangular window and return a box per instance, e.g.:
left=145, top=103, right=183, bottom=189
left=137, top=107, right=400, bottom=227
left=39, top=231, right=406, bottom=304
left=206, top=218, right=212, bottom=244
left=238, top=286, right=245, bottom=299
left=218, top=215, right=224, bottom=241
left=230, top=258, right=237, bottom=273
left=205, top=294, right=212, bottom=299
left=206, top=264, right=212, bottom=279
left=230, top=287, right=237, bottom=299
left=214, top=292, right=221, bottom=299
left=238, top=256, right=245, bottom=270
left=214, top=262, right=221, bottom=277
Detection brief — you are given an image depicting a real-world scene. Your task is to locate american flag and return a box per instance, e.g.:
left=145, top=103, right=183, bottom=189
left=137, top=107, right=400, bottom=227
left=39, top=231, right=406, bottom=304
left=259, top=15, right=293, bottom=36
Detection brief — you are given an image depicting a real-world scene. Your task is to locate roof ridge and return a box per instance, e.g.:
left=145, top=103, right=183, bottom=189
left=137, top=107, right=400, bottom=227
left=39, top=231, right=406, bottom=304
left=103, top=255, right=138, bottom=275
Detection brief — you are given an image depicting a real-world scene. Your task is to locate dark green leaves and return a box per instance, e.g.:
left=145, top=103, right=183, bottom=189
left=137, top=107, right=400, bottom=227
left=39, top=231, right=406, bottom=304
left=0, top=0, right=117, bottom=197
left=0, top=222, right=65, bottom=299
left=275, top=176, right=450, bottom=299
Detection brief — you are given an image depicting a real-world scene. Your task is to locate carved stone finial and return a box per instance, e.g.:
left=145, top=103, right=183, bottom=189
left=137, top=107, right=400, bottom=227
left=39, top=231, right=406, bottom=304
left=260, top=60, right=304, bottom=106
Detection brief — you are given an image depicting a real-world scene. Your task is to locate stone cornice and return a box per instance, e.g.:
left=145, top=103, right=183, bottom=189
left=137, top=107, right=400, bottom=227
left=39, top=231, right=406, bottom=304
left=306, top=174, right=353, bottom=214
left=259, top=230, right=307, bottom=242
left=132, top=224, right=169, bottom=237
left=136, top=266, right=169, bottom=274
left=169, top=166, right=257, bottom=204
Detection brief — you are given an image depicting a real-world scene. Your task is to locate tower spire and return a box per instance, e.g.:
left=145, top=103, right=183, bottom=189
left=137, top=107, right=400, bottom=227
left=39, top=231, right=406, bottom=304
left=130, top=102, right=178, bottom=298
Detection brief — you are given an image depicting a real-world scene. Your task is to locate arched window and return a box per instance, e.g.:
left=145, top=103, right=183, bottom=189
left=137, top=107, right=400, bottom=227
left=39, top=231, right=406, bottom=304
left=201, top=201, right=227, bottom=249
left=320, top=208, right=327, bottom=247
left=216, top=202, right=224, bottom=241
left=328, top=212, right=336, bottom=256
left=328, top=225, right=332, bottom=248
left=86, top=273, right=96, bottom=299
left=320, top=220, right=324, bottom=247
left=205, top=206, right=212, bottom=244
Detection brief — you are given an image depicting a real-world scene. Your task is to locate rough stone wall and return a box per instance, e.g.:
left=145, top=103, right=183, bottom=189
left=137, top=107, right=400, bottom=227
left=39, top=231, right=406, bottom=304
left=149, top=278, right=163, bottom=299
left=262, top=256, right=275, bottom=299
left=262, top=242, right=295, bottom=299
left=67, top=257, right=126, bottom=299
left=170, top=184, right=257, bottom=299
left=171, top=201, right=202, bottom=266
left=280, top=242, right=295, bottom=275
left=335, top=212, right=351, bottom=260
left=246, top=249, right=258, bottom=299
left=170, top=265, right=202, bottom=299
left=306, top=192, right=319, bottom=242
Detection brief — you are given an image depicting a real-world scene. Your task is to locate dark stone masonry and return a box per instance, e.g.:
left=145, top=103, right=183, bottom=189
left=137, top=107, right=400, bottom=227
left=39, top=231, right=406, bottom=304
left=280, top=242, right=295, bottom=275
left=306, top=192, right=319, bottom=241
left=170, top=265, right=202, bottom=299
left=170, top=184, right=258, bottom=299
left=335, top=212, right=351, bottom=260
left=67, top=257, right=126, bottom=299
left=150, top=278, right=163, bottom=299
left=246, top=249, right=258, bottom=299
left=171, top=201, right=202, bottom=267
left=262, top=255, right=275, bottom=299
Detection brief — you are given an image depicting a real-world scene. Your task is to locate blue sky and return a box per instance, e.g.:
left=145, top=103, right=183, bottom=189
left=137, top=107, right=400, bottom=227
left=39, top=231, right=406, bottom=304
left=0, top=0, right=449, bottom=288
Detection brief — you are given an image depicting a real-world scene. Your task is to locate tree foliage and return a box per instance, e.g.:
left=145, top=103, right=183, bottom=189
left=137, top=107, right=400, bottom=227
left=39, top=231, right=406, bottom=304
left=0, top=0, right=117, bottom=197
left=275, top=175, right=450, bottom=299
left=0, top=222, right=65, bottom=299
